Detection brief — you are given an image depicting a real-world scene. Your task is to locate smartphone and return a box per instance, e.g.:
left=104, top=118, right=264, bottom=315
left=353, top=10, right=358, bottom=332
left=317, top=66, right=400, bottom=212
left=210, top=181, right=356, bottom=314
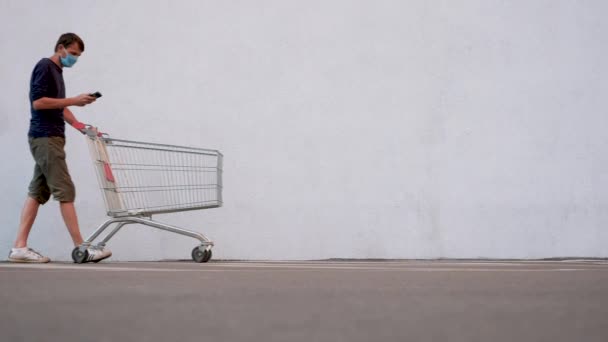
left=90, top=92, right=103, bottom=98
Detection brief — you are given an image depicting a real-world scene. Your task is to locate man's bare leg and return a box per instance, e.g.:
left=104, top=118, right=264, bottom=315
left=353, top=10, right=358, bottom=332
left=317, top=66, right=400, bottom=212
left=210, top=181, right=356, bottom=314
left=61, top=201, right=112, bottom=262
left=60, top=202, right=84, bottom=246
left=14, top=197, right=41, bottom=248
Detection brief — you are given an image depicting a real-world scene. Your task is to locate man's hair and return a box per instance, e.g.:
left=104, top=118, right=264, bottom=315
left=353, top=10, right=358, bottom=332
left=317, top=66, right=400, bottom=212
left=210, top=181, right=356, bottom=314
left=54, top=33, right=85, bottom=52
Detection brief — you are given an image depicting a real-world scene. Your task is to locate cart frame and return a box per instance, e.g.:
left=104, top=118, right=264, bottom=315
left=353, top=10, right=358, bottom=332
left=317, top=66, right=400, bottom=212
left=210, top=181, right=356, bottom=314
left=72, top=128, right=223, bottom=263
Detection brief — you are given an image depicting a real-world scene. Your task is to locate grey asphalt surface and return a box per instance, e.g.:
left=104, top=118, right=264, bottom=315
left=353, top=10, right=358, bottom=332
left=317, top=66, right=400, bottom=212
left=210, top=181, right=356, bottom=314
left=1, top=260, right=607, bottom=342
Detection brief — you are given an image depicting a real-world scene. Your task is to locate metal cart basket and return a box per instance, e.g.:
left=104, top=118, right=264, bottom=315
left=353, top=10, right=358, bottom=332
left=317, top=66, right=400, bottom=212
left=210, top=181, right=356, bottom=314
left=71, top=128, right=223, bottom=263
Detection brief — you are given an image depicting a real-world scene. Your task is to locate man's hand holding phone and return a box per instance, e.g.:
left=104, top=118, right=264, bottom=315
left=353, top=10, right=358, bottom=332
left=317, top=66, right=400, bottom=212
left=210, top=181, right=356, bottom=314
left=73, top=93, right=96, bottom=107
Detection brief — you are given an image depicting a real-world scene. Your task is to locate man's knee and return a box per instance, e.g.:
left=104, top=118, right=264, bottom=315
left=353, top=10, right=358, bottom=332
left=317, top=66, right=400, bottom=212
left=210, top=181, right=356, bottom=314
left=52, top=182, right=76, bottom=203
left=28, top=190, right=50, bottom=205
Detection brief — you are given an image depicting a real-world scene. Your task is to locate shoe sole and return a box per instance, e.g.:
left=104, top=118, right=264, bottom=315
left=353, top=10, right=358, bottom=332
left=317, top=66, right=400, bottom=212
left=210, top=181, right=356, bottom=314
left=88, top=253, right=112, bottom=263
left=8, top=257, right=51, bottom=263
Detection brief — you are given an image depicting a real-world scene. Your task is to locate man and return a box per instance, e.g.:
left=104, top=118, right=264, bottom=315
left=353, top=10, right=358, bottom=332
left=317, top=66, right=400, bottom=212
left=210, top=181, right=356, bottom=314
left=9, top=33, right=111, bottom=263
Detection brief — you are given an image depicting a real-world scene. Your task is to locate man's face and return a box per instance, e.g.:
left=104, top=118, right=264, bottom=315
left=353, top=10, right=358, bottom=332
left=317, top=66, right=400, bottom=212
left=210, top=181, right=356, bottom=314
left=60, top=42, right=83, bottom=57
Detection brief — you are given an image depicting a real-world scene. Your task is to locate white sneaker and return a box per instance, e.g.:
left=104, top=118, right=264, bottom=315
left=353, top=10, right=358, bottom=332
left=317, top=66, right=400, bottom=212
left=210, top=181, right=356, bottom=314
left=8, top=247, right=51, bottom=263
left=85, top=246, right=112, bottom=263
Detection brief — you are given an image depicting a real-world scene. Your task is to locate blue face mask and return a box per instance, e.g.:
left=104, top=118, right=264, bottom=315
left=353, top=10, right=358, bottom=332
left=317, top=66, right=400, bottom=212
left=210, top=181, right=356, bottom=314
left=60, top=48, right=78, bottom=68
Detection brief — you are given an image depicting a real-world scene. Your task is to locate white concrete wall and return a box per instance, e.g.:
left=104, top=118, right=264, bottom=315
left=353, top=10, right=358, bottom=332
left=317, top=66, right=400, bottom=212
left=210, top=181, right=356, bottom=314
left=1, top=0, right=606, bottom=261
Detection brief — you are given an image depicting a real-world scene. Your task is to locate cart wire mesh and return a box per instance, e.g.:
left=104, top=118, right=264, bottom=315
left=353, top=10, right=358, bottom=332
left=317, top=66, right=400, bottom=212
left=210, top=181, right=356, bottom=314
left=87, top=135, right=223, bottom=217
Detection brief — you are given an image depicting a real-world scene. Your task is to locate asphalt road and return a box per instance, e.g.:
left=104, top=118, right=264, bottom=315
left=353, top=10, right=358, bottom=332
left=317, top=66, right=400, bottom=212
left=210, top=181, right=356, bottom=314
left=1, top=260, right=607, bottom=342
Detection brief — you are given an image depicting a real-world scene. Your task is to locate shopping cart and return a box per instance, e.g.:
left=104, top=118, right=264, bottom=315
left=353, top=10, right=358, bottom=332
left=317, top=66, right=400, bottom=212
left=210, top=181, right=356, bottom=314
left=71, top=127, right=223, bottom=263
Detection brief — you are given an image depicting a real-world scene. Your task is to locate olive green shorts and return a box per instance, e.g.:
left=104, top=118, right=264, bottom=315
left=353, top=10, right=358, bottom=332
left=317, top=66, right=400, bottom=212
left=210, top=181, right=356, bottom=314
left=28, top=136, right=76, bottom=204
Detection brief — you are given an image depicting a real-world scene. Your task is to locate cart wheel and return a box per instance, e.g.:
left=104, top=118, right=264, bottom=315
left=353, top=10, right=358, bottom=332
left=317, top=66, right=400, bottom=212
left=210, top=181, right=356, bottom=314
left=203, top=249, right=212, bottom=263
left=72, top=247, right=88, bottom=264
left=192, top=247, right=212, bottom=263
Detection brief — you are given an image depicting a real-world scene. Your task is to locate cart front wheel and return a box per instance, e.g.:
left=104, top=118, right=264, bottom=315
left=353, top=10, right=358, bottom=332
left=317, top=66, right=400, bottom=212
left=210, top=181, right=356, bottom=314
left=192, top=247, right=212, bottom=263
left=72, top=247, right=88, bottom=264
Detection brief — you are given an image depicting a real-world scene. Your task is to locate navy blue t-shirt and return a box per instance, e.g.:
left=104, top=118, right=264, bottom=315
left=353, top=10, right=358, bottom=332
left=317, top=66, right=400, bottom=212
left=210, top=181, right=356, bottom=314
left=28, top=58, right=66, bottom=138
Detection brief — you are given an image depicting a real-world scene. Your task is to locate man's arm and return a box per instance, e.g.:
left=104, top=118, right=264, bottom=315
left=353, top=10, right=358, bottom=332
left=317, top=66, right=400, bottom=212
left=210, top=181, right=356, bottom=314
left=63, top=107, right=78, bottom=126
left=63, top=107, right=87, bottom=132
left=33, top=94, right=96, bottom=110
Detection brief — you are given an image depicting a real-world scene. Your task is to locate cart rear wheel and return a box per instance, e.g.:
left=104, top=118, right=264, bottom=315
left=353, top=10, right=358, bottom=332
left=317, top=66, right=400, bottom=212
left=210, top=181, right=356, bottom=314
left=72, top=247, right=88, bottom=264
left=192, top=247, right=212, bottom=263
left=203, top=249, right=212, bottom=263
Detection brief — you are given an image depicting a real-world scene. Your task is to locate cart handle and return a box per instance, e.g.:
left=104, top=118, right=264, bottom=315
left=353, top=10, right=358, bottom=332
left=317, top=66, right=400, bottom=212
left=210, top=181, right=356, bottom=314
left=84, top=124, right=107, bottom=138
